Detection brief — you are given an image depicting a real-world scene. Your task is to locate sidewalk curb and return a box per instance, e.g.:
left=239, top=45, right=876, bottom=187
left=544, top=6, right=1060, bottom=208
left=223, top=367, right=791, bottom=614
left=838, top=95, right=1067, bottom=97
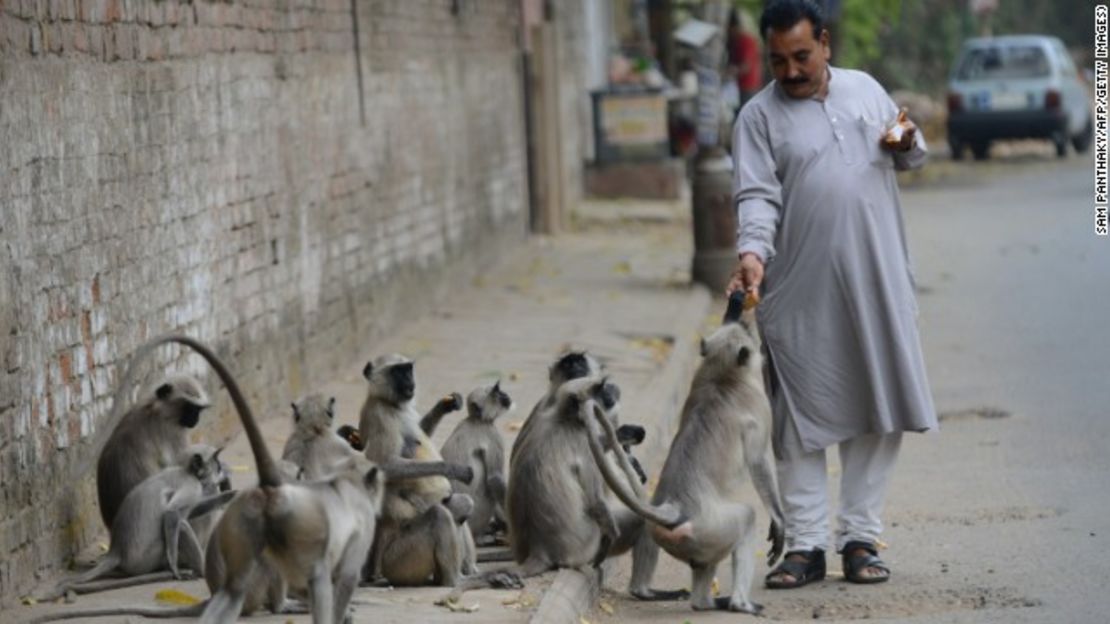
left=529, top=568, right=601, bottom=624
left=528, top=283, right=713, bottom=624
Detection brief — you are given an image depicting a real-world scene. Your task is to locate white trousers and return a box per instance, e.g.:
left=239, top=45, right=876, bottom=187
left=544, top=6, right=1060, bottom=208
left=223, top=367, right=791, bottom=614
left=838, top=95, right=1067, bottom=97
left=777, top=425, right=903, bottom=553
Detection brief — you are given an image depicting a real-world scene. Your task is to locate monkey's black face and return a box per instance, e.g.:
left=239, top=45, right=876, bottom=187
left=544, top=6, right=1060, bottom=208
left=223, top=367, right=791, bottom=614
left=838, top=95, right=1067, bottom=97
left=179, top=403, right=205, bottom=428
left=493, top=387, right=512, bottom=409
left=390, top=364, right=415, bottom=401
left=556, top=353, right=591, bottom=382
left=594, top=382, right=621, bottom=410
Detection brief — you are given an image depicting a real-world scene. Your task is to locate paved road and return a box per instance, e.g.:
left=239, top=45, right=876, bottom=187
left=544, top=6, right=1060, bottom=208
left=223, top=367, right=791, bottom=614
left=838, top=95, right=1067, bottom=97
left=602, top=151, right=1110, bottom=623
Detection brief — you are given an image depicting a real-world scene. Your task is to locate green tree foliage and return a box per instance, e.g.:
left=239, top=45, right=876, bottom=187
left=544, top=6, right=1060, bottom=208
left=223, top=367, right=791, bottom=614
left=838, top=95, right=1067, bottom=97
left=725, top=0, right=1100, bottom=96
left=862, top=0, right=1098, bottom=95
left=833, top=0, right=902, bottom=70
left=868, top=0, right=971, bottom=94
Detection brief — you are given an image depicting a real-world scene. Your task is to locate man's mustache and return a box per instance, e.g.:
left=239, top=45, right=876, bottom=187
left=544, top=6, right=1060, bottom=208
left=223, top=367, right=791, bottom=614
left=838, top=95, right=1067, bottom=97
left=782, top=76, right=808, bottom=85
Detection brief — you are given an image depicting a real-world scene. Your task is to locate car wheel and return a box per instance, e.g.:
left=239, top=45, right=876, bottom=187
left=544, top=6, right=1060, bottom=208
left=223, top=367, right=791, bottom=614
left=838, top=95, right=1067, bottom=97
left=1054, top=132, right=1068, bottom=158
left=1072, top=117, right=1094, bottom=153
left=949, top=138, right=965, bottom=161
left=971, top=141, right=990, bottom=161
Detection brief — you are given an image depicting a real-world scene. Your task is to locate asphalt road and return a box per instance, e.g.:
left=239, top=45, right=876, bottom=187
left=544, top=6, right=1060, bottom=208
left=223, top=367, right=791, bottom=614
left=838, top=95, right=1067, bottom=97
left=601, top=148, right=1110, bottom=623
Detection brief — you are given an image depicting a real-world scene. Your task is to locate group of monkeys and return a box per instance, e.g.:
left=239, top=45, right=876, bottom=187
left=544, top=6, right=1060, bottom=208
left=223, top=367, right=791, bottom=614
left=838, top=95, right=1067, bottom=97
left=33, top=292, right=785, bottom=623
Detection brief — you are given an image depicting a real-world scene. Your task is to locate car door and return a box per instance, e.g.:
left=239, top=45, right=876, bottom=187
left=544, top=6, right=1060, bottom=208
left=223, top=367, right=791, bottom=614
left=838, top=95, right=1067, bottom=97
left=1051, top=38, right=1087, bottom=136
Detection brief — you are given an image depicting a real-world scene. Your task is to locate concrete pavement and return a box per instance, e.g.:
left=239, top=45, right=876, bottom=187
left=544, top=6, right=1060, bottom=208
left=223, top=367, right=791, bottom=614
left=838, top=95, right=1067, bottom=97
left=14, top=198, right=716, bottom=623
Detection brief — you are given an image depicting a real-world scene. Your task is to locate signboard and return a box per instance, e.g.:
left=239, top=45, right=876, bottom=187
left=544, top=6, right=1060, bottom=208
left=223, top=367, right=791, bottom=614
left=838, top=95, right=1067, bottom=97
left=592, top=91, right=670, bottom=162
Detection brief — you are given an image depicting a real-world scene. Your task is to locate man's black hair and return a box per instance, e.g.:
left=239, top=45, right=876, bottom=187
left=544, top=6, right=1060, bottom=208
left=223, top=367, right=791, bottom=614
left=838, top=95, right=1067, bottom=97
left=759, top=0, right=824, bottom=41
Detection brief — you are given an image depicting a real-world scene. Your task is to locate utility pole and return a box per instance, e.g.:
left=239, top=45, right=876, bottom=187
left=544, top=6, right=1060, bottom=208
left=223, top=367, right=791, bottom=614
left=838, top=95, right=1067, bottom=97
left=690, top=0, right=737, bottom=292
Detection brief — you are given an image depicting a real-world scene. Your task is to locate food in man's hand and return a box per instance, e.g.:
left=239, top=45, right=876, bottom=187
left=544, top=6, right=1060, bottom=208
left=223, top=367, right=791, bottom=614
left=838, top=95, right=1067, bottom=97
left=883, top=108, right=911, bottom=145
left=744, top=290, right=761, bottom=310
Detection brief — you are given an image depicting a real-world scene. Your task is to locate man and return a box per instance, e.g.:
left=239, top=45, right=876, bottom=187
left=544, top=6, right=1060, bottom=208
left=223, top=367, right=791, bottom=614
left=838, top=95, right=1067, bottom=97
left=726, top=0, right=937, bottom=589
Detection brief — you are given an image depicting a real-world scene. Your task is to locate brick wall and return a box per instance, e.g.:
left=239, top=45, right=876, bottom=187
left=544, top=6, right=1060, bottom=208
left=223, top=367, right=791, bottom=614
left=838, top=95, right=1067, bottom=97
left=0, top=0, right=528, bottom=603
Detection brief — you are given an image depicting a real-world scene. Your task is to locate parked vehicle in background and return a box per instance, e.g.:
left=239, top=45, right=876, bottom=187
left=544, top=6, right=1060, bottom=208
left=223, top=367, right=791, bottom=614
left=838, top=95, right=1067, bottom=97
left=946, top=35, right=1093, bottom=160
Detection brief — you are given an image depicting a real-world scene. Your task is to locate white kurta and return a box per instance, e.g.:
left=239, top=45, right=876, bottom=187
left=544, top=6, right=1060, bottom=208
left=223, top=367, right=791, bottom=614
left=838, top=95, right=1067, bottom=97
left=732, top=67, right=938, bottom=460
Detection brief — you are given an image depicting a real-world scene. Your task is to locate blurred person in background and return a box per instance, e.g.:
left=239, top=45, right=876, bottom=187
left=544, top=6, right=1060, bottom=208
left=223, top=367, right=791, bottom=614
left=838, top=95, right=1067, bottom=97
left=728, top=8, right=764, bottom=112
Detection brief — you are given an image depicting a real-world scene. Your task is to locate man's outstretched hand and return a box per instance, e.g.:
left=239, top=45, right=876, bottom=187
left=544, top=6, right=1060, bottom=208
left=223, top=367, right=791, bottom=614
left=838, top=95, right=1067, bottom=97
left=726, top=252, right=764, bottom=297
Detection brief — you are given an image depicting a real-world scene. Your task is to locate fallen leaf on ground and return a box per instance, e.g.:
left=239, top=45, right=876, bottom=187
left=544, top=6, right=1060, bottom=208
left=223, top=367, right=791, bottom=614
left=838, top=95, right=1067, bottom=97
left=98, top=542, right=109, bottom=553
left=502, top=592, right=537, bottom=609
left=231, top=465, right=252, bottom=473
left=435, top=596, right=480, bottom=612
left=155, top=588, right=201, bottom=606
left=599, top=600, right=615, bottom=615
left=612, top=261, right=632, bottom=275
left=712, top=577, right=720, bottom=596
left=21, top=596, right=36, bottom=606
left=507, top=420, right=524, bottom=432
left=876, top=539, right=889, bottom=550
left=629, top=336, right=674, bottom=363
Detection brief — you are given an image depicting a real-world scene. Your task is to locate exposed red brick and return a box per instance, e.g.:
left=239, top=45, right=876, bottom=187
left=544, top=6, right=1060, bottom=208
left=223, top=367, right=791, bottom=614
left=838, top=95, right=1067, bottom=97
left=105, top=0, right=121, bottom=24
left=58, top=352, right=72, bottom=384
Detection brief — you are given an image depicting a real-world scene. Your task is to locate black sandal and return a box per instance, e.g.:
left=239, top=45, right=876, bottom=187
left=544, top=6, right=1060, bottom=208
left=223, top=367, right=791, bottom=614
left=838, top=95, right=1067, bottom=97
left=841, top=540, right=891, bottom=584
left=765, top=548, right=826, bottom=589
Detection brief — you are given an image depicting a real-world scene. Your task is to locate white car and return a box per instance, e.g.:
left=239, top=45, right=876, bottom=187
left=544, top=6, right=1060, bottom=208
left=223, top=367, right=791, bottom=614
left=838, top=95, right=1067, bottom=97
left=946, top=35, right=1093, bottom=160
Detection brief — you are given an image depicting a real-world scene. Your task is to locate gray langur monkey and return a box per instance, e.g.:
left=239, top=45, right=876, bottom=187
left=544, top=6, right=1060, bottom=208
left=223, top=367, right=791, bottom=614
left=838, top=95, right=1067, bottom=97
left=581, top=295, right=787, bottom=614
left=510, top=350, right=603, bottom=464
left=30, top=336, right=458, bottom=624
left=38, top=445, right=234, bottom=603
left=439, top=381, right=514, bottom=543
left=505, top=376, right=687, bottom=601
left=181, top=338, right=459, bottom=624
left=282, top=394, right=361, bottom=480
left=359, top=354, right=520, bottom=592
left=96, top=374, right=211, bottom=529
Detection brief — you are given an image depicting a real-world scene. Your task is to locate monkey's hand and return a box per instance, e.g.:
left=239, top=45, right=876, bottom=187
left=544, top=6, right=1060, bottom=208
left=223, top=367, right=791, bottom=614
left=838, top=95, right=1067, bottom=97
left=439, top=393, right=464, bottom=413
left=336, top=424, right=365, bottom=451
left=483, top=570, right=524, bottom=590
left=445, top=462, right=474, bottom=485
left=767, top=520, right=785, bottom=566
left=615, top=423, right=646, bottom=447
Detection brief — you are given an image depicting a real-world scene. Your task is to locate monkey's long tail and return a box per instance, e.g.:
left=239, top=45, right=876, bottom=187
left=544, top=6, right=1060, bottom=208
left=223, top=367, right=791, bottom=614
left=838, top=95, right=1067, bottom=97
left=583, top=402, right=685, bottom=529
left=63, top=570, right=186, bottom=596
left=26, top=602, right=206, bottom=623
left=35, top=555, right=120, bottom=603
left=106, top=335, right=284, bottom=488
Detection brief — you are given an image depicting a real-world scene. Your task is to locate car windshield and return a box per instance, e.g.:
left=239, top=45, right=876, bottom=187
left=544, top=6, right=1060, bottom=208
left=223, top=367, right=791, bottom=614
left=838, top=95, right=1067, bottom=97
left=956, top=45, right=1051, bottom=80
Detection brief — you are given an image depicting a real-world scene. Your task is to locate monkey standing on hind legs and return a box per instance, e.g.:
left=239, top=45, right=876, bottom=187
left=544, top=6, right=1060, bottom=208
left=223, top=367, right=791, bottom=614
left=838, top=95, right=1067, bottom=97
left=582, top=293, right=787, bottom=614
